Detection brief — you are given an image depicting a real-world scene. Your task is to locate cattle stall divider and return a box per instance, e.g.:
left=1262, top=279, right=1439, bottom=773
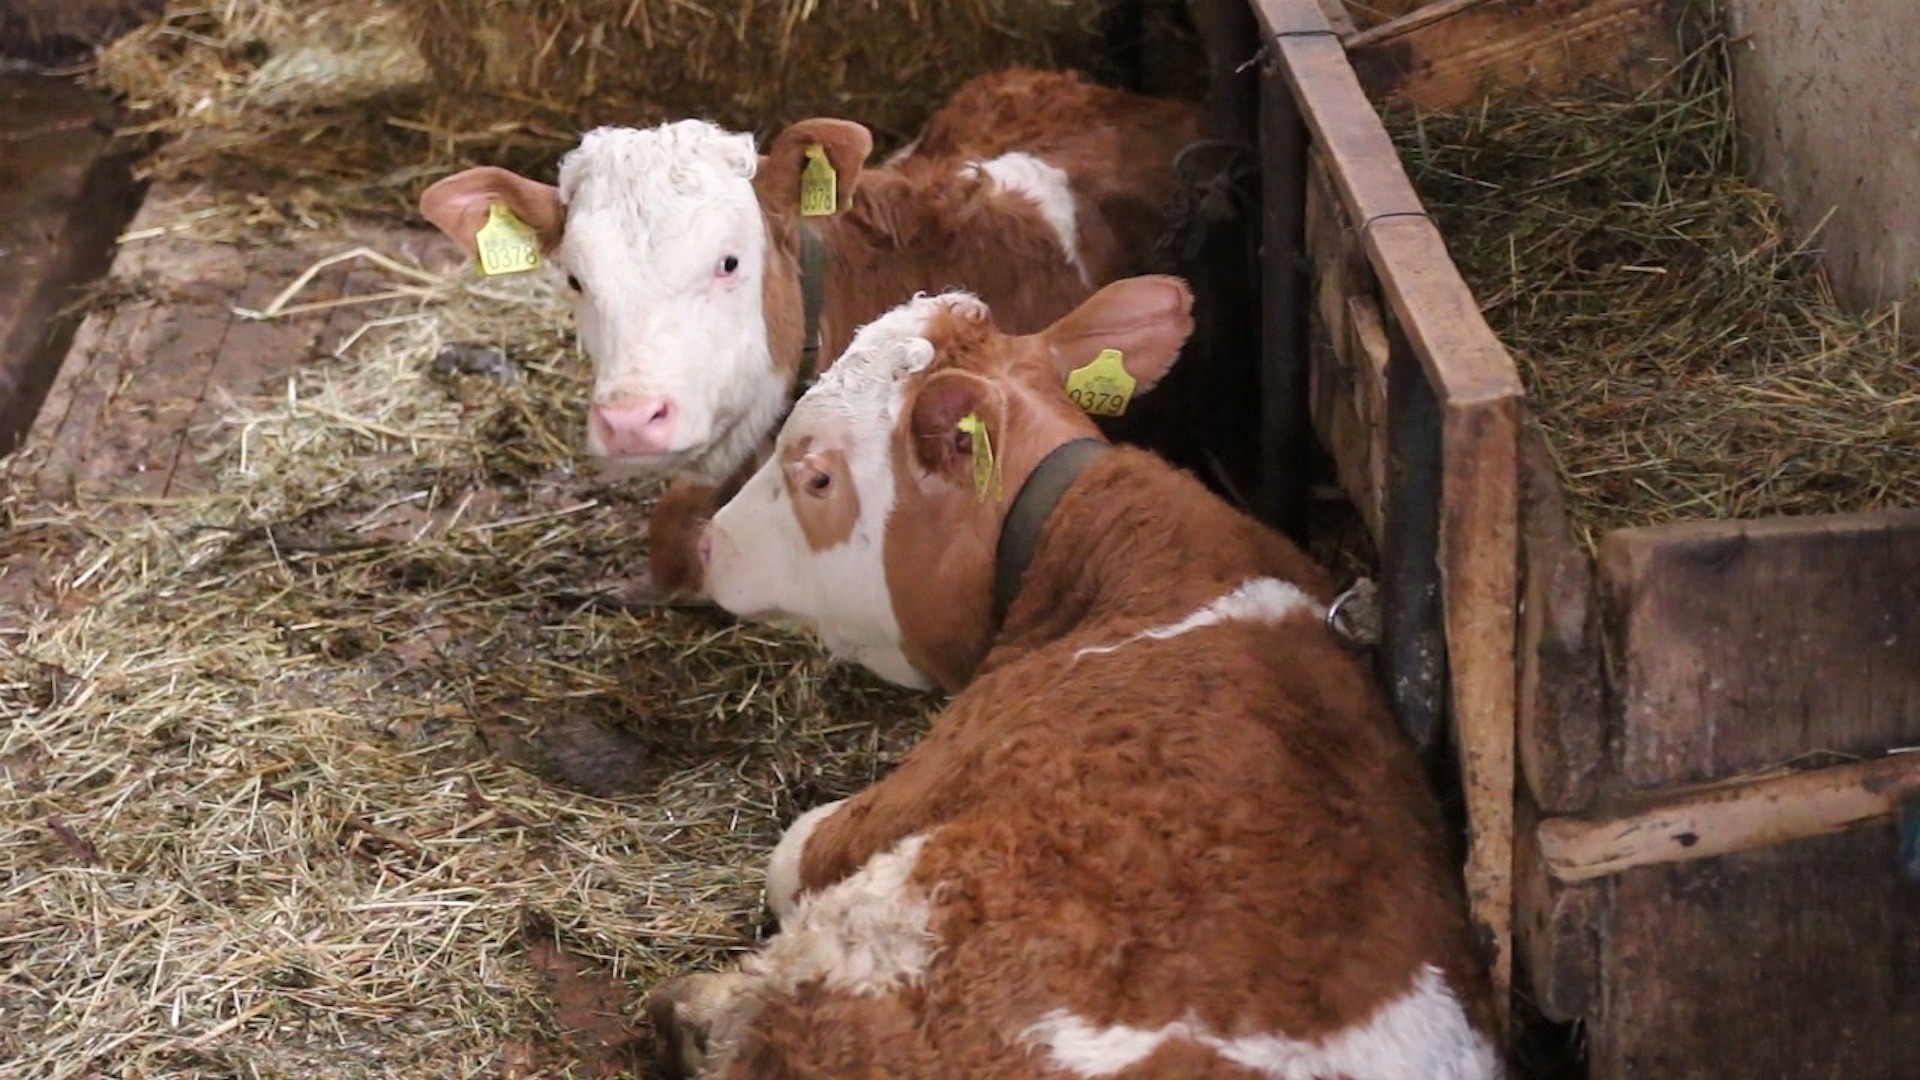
left=1221, top=0, right=1527, bottom=1024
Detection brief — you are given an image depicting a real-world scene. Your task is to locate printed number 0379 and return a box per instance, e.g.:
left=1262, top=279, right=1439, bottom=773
left=1070, top=388, right=1124, bottom=416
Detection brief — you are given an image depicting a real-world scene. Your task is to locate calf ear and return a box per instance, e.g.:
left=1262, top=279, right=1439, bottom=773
left=418, top=167, right=565, bottom=258
left=758, top=119, right=873, bottom=217
left=1040, top=275, right=1194, bottom=395
left=908, top=370, right=1000, bottom=483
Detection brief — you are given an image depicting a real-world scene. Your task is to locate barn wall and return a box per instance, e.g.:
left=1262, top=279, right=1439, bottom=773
left=1727, top=0, right=1920, bottom=315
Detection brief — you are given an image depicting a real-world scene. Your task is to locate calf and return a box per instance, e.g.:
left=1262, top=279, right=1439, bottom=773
left=417, top=68, right=1211, bottom=598
left=667, top=277, right=1504, bottom=1078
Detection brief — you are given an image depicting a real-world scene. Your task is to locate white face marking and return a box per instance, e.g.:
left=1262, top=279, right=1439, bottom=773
left=967, top=152, right=1089, bottom=286
left=556, top=121, right=789, bottom=483
left=764, top=798, right=847, bottom=927
left=1025, top=965, right=1502, bottom=1080
left=1070, top=578, right=1320, bottom=664
left=743, top=832, right=936, bottom=996
left=704, top=292, right=989, bottom=689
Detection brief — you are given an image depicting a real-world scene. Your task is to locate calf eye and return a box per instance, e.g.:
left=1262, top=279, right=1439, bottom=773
left=565, top=274, right=582, bottom=292
left=718, top=255, right=740, bottom=277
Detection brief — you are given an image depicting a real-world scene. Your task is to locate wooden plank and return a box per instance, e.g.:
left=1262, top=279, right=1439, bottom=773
left=0, top=74, right=143, bottom=455
left=1539, top=752, right=1920, bottom=883
left=1257, top=0, right=1526, bottom=1019
left=1436, top=382, right=1517, bottom=1019
left=85, top=302, right=234, bottom=500
left=1257, top=2, right=1524, bottom=405
left=1304, top=149, right=1362, bottom=376
left=19, top=191, right=464, bottom=507
left=1306, top=320, right=1372, bottom=532
left=161, top=259, right=329, bottom=497
left=28, top=198, right=252, bottom=496
left=24, top=296, right=158, bottom=492
left=1256, top=0, right=1428, bottom=231
left=1512, top=796, right=1598, bottom=1022
left=1378, top=318, right=1447, bottom=754
left=1595, top=828, right=1920, bottom=1079
left=1364, top=216, right=1522, bottom=407
left=1312, top=0, right=1359, bottom=38
left=1516, top=414, right=1604, bottom=814
left=35, top=302, right=231, bottom=497
left=1302, top=149, right=1387, bottom=541
left=1257, top=23, right=1317, bottom=539
left=1331, top=0, right=1430, bottom=34
left=1345, top=0, right=1482, bottom=42
left=1347, top=0, right=1682, bottom=112
left=1598, top=509, right=1920, bottom=791
left=1365, top=222, right=1521, bottom=1021
left=1342, top=295, right=1388, bottom=536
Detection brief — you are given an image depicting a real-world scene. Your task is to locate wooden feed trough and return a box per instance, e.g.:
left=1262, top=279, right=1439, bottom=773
left=1217, top=0, right=1920, bottom=1075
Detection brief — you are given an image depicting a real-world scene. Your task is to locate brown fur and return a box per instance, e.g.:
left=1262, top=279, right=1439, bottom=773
left=884, top=286, right=1199, bottom=690
left=646, top=481, right=721, bottom=597
left=640, top=68, right=1206, bottom=598
left=422, top=72, right=1213, bottom=603
left=700, top=286, right=1501, bottom=1078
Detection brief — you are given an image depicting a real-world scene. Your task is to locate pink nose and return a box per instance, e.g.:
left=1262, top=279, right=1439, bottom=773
left=590, top=396, right=677, bottom=456
left=697, top=529, right=714, bottom=567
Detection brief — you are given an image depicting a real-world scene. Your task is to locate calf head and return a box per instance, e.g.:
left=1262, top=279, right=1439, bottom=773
left=701, top=276, right=1193, bottom=691
left=419, top=118, right=874, bottom=483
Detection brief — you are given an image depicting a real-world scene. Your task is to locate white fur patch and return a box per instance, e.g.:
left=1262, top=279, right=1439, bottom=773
left=705, top=292, right=991, bottom=689
left=745, top=833, right=936, bottom=997
left=883, top=134, right=923, bottom=166
left=556, top=121, right=782, bottom=483
left=1024, top=965, right=1502, bottom=1080
left=968, top=153, right=1089, bottom=285
left=1026, top=1013, right=1190, bottom=1075
left=1070, top=577, right=1319, bottom=663
left=764, top=799, right=847, bottom=926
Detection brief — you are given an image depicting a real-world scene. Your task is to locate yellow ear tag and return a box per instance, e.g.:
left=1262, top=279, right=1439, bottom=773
left=799, top=144, right=838, bottom=218
left=956, top=413, right=1001, bottom=500
left=475, top=202, right=543, bottom=276
left=1065, top=348, right=1137, bottom=417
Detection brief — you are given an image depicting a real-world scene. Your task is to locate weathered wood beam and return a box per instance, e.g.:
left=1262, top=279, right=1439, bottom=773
left=1252, top=0, right=1524, bottom=1022
left=1345, top=0, right=1681, bottom=111
left=1538, top=753, right=1920, bottom=883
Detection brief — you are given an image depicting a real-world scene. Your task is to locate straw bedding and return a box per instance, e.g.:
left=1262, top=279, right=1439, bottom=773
left=87, top=0, right=1149, bottom=221
left=7, top=1, right=1196, bottom=1072
left=0, top=243, right=941, bottom=1076
left=1390, top=16, right=1920, bottom=550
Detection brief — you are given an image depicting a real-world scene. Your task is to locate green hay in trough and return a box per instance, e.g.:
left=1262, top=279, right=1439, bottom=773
left=1390, top=23, right=1919, bottom=550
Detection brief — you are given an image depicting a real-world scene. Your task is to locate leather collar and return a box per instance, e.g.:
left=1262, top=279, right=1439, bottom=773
left=991, top=438, right=1111, bottom=625
left=797, top=222, right=828, bottom=389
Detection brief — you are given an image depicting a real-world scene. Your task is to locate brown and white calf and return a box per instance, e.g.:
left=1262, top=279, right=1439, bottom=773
left=417, top=68, right=1207, bottom=597
left=667, top=277, right=1504, bottom=1078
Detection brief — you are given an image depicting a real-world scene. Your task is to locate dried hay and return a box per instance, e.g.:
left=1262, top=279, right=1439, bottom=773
left=1390, top=15, right=1920, bottom=550
left=88, top=0, right=1142, bottom=223
left=1, top=229, right=937, bottom=1078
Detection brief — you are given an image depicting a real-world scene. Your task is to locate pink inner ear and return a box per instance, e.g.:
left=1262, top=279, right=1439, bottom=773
left=762, top=119, right=873, bottom=212
left=908, top=373, right=987, bottom=473
left=1045, top=275, right=1195, bottom=392
left=418, top=167, right=564, bottom=257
